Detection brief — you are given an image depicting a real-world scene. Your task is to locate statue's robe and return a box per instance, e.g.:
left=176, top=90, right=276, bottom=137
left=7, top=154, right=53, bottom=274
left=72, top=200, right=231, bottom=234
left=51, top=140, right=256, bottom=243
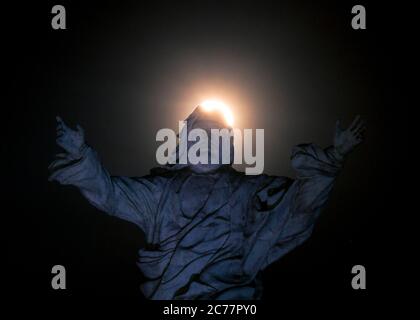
left=49, top=143, right=342, bottom=299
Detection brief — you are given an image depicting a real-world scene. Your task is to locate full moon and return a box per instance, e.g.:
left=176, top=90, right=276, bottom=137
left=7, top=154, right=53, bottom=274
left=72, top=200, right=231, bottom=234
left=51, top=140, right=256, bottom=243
left=200, top=99, right=234, bottom=126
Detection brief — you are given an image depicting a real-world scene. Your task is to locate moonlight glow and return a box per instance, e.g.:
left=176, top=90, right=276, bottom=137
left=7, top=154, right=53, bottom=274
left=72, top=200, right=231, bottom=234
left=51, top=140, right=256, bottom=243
left=200, top=100, right=234, bottom=126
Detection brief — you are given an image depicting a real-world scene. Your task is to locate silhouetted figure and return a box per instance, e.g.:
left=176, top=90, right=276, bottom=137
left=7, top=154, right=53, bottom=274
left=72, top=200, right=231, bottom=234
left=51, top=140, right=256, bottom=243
left=49, top=107, right=365, bottom=299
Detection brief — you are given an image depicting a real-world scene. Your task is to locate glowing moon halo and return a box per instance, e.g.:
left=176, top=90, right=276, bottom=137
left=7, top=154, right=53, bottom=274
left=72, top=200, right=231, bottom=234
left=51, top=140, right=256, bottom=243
left=200, top=99, right=234, bottom=126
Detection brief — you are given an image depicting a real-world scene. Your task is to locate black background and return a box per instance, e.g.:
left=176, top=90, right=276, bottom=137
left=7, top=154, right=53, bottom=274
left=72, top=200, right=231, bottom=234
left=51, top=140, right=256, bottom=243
left=6, top=0, right=395, bottom=308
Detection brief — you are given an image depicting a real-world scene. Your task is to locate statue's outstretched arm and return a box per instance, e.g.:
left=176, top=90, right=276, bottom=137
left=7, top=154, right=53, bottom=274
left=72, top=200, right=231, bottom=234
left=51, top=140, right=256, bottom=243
left=48, top=117, right=158, bottom=239
left=255, top=116, right=365, bottom=270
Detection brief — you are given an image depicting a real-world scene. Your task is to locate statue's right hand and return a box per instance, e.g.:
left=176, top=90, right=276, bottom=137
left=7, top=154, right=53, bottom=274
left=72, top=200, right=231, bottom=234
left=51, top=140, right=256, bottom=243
left=55, top=116, right=86, bottom=157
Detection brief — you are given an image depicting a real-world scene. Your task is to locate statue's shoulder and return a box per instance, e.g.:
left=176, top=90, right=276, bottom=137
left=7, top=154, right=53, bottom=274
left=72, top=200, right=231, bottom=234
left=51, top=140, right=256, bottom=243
left=225, top=167, right=292, bottom=192
left=223, top=167, right=271, bottom=190
left=225, top=166, right=267, bottom=182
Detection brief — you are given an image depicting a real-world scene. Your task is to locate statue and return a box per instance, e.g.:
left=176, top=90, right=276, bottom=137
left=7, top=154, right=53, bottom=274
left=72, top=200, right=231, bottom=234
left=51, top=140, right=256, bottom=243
left=49, top=106, right=365, bottom=299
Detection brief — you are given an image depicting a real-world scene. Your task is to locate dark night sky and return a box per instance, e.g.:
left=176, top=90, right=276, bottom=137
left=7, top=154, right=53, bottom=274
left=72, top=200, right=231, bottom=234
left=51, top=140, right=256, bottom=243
left=6, top=0, right=395, bottom=304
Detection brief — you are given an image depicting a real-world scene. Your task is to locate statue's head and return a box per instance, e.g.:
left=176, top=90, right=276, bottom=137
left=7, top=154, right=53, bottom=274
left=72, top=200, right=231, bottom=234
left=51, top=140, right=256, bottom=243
left=171, top=105, right=234, bottom=173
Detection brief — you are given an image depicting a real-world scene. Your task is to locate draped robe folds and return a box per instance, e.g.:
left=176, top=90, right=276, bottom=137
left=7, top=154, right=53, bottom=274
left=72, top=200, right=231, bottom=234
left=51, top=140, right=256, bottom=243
left=49, top=109, right=343, bottom=299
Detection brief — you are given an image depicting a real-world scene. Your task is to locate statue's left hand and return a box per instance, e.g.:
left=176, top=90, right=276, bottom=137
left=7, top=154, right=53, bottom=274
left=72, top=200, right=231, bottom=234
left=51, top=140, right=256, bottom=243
left=55, top=116, right=86, bottom=157
left=334, top=115, right=366, bottom=157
